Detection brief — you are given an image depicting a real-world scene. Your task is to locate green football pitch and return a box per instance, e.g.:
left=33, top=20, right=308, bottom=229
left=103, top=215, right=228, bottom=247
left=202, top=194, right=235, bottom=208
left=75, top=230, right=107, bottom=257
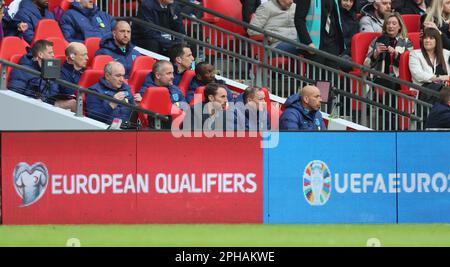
left=1, top=224, right=450, bottom=247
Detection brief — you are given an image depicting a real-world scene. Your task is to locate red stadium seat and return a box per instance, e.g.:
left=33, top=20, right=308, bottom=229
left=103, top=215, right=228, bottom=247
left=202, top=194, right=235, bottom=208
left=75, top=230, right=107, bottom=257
left=128, top=69, right=151, bottom=95
left=129, top=56, right=156, bottom=80
left=91, top=55, right=114, bottom=70
left=0, top=36, right=29, bottom=61
left=78, top=69, right=104, bottom=88
left=177, top=70, right=196, bottom=96
left=202, top=0, right=246, bottom=55
left=46, top=37, right=68, bottom=57
left=48, top=0, right=62, bottom=12
left=350, top=32, right=380, bottom=110
left=31, top=19, right=66, bottom=45
left=60, top=0, right=71, bottom=10
left=7, top=54, right=24, bottom=83
left=408, top=32, right=420, bottom=49
left=399, top=51, right=412, bottom=92
left=351, top=32, right=380, bottom=74
left=397, top=51, right=417, bottom=129
left=189, top=86, right=205, bottom=106
left=139, top=86, right=185, bottom=128
left=401, top=14, right=421, bottom=33
left=85, top=37, right=101, bottom=68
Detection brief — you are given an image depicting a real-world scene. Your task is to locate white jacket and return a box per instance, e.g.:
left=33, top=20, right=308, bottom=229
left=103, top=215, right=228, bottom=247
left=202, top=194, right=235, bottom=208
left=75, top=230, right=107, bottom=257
left=247, top=0, right=297, bottom=46
left=409, top=49, right=450, bottom=85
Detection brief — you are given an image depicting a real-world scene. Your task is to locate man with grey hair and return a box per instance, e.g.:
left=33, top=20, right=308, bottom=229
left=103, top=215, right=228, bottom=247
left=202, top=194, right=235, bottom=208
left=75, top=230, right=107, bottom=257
left=360, top=0, right=392, bottom=32
left=136, top=59, right=186, bottom=106
left=279, top=85, right=326, bottom=130
left=60, top=42, right=88, bottom=95
left=86, top=61, right=135, bottom=126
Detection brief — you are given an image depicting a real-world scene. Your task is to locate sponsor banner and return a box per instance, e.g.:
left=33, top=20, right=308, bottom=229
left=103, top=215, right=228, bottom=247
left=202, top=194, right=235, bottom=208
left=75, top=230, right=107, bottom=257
left=1, top=132, right=262, bottom=224
left=264, top=132, right=397, bottom=224
left=397, top=132, right=450, bottom=223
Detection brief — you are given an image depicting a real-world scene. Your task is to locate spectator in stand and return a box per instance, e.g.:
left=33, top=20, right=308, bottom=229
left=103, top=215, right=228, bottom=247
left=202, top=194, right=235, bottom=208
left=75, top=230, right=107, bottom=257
left=168, top=43, right=194, bottom=86
left=241, top=0, right=268, bottom=23
left=425, top=86, right=450, bottom=128
left=1, top=0, right=28, bottom=40
left=59, top=0, right=116, bottom=43
left=60, top=42, right=88, bottom=96
left=359, top=0, right=392, bottom=32
left=340, top=0, right=359, bottom=57
left=132, top=0, right=185, bottom=56
left=294, top=0, right=345, bottom=78
left=279, top=85, right=326, bottom=131
left=136, top=60, right=186, bottom=106
left=364, top=12, right=413, bottom=90
left=422, top=0, right=450, bottom=50
left=86, top=61, right=135, bottom=126
left=10, top=0, right=54, bottom=44
left=9, top=39, right=76, bottom=111
left=397, top=0, right=430, bottom=15
left=234, top=86, right=270, bottom=131
left=248, top=0, right=298, bottom=55
left=409, top=28, right=450, bottom=104
left=95, top=20, right=141, bottom=79
left=186, top=62, right=235, bottom=103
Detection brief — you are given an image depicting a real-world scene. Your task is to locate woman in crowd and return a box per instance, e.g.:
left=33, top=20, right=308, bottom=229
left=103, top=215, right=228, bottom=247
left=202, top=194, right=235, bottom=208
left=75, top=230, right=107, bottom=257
left=364, top=12, right=413, bottom=90
left=422, top=0, right=450, bottom=50
left=409, top=28, right=450, bottom=102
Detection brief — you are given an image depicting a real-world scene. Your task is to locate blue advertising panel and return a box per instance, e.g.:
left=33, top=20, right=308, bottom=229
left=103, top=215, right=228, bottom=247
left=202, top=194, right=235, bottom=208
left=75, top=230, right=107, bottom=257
left=397, top=132, right=450, bottom=223
left=264, top=132, right=397, bottom=224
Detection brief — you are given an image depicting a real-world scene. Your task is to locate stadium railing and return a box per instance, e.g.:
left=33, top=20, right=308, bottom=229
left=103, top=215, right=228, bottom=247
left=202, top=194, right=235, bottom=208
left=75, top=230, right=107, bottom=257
left=123, top=15, right=427, bottom=130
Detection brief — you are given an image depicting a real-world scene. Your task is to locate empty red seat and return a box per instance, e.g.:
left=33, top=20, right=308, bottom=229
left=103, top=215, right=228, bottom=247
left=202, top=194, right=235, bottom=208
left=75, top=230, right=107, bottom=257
left=401, top=14, right=421, bottom=33
left=128, top=69, right=151, bottom=95
left=84, top=37, right=101, bottom=68
left=6, top=54, right=25, bottom=84
left=0, top=36, right=29, bottom=61
left=46, top=37, right=68, bottom=57
left=139, top=86, right=185, bottom=128
left=408, top=32, right=420, bottom=49
left=189, top=86, right=205, bottom=106
left=177, top=70, right=196, bottom=96
left=78, top=69, right=103, bottom=88
left=31, top=19, right=66, bottom=45
left=129, top=55, right=156, bottom=79
left=91, top=55, right=114, bottom=70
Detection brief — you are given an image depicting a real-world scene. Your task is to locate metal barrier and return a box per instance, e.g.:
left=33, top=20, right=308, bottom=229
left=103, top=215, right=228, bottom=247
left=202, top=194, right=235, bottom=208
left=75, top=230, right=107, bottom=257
left=0, top=58, right=169, bottom=129
left=123, top=16, right=427, bottom=129
left=175, top=0, right=436, bottom=130
left=99, top=0, right=435, bottom=130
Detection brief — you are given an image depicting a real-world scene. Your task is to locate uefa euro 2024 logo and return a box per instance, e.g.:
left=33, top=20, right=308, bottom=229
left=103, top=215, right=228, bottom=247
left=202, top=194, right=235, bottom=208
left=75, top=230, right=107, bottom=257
left=13, top=162, right=49, bottom=207
left=303, top=160, right=331, bottom=206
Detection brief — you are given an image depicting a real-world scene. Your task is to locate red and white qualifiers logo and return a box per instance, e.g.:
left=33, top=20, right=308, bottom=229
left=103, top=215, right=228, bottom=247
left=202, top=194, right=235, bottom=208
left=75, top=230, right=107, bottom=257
left=13, top=162, right=49, bottom=207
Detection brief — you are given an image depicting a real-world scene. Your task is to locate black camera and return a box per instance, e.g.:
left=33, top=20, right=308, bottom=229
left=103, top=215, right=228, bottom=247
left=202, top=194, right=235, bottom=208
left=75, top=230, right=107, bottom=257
left=376, top=35, right=395, bottom=47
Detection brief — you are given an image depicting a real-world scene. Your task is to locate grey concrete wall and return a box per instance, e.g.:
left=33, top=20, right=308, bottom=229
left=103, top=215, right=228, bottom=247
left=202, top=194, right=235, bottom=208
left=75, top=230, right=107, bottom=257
left=0, top=90, right=109, bottom=130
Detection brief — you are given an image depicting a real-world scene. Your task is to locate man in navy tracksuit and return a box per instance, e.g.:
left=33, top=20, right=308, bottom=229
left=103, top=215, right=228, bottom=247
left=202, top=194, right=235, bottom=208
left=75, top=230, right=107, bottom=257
left=280, top=85, right=326, bottom=130
left=86, top=61, right=135, bottom=125
left=136, top=60, right=186, bottom=106
left=96, top=21, right=141, bottom=79
left=425, top=87, right=450, bottom=129
left=10, top=0, right=55, bottom=44
left=186, top=62, right=234, bottom=103
left=59, top=0, right=115, bottom=43
left=132, top=0, right=185, bottom=56
left=168, top=43, right=194, bottom=86
left=234, top=86, right=270, bottom=131
left=9, top=40, right=60, bottom=104
left=59, top=42, right=88, bottom=95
